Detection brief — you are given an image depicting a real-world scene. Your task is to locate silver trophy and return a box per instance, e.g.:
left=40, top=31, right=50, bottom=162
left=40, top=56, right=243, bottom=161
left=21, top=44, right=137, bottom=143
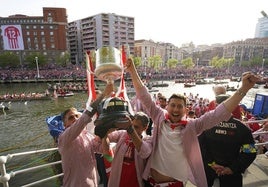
left=94, top=46, right=123, bottom=83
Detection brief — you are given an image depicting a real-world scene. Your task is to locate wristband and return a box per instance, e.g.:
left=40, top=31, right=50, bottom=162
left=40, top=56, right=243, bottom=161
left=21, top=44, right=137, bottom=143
left=127, top=125, right=134, bottom=134
left=86, top=105, right=94, bottom=112
left=236, top=89, right=246, bottom=97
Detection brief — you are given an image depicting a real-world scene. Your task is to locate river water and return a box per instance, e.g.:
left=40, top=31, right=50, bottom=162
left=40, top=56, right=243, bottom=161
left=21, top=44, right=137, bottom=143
left=0, top=81, right=267, bottom=186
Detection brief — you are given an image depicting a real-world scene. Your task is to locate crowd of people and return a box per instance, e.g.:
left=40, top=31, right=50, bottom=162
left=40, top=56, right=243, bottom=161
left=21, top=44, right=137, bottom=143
left=0, top=63, right=264, bottom=82
left=49, top=58, right=268, bottom=187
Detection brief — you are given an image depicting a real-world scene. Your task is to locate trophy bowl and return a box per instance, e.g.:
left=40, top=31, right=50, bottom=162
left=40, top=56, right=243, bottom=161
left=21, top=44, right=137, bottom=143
left=94, top=46, right=123, bottom=82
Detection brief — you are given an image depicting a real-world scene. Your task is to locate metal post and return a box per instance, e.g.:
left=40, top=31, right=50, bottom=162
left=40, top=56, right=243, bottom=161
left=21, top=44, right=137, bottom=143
left=227, top=59, right=230, bottom=74
left=262, top=58, right=265, bottom=70
left=35, top=57, right=40, bottom=79
left=144, top=57, right=147, bottom=77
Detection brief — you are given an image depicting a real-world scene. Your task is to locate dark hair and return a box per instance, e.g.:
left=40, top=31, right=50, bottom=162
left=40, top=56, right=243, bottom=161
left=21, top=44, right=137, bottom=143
left=62, top=107, right=77, bottom=123
left=158, top=95, right=167, bottom=101
left=134, top=112, right=150, bottom=127
left=168, top=94, right=187, bottom=106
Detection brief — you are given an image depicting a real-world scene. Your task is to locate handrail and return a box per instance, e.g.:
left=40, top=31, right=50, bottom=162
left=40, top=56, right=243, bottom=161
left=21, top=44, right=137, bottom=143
left=252, top=129, right=268, bottom=147
left=244, top=119, right=268, bottom=124
left=0, top=147, right=63, bottom=187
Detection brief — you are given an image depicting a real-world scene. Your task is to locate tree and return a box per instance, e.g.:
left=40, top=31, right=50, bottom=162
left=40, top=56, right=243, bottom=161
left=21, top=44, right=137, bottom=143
left=148, top=55, right=162, bottom=70
left=24, top=53, right=47, bottom=69
left=0, top=52, right=20, bottom=68
left=56, top=52, right=71, bottom=67
left=181, top=57, right=194, bottom=69
left=209, top=56, right=222, bottom=68
left=167, top=58, right=178, bottom=68
left=250, top=56, right=263, bottom=66
left=133, top=56, right=142, bottom=67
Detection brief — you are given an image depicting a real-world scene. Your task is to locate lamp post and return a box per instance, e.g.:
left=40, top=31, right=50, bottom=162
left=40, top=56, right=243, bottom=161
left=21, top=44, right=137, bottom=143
left=196, top=58, right=199, bottom=69
left=35, top=56, right=40, bottom=79
left=227, top=59, right=230, bottom=74
left=262, top=58, right=265, bottom=70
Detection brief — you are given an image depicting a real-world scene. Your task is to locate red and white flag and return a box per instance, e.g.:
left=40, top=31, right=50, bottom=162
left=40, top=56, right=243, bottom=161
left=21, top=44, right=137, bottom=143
left=116, top=45, right=134, bottom=115
left=85, top=51, right=97, bottom=105
left=1, top=25, right=24, bottom=50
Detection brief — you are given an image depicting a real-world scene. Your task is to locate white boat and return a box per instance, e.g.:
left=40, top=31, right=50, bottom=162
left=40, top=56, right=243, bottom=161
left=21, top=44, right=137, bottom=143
left=55, top=91, right=74, bottom=98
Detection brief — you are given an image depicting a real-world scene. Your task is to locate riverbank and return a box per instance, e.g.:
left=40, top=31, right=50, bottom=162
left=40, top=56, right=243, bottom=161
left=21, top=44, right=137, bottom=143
left=1, top=78, right=88, bottom=84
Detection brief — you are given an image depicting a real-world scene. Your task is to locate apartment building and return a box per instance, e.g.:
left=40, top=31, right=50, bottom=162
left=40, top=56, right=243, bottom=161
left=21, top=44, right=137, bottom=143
left=255, top=11, right=268, bottom=38
left=223, top=38, right=268, bottom=66
left=68, top=13, right=135, bottom=64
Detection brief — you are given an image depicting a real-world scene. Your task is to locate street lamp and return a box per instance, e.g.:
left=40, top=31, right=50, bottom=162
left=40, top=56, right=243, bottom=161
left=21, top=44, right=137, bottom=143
left=144, top=57, right=147, bottom=77
left=196, top=58, right=199, bottom=69
left=35, top=56, right=40, bottom=79
left=227, top=59, right=230, bottom=74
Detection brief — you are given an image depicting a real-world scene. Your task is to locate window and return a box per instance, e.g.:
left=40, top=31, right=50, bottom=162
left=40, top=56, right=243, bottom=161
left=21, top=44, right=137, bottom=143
left=48, top=17, right=53, bottom=23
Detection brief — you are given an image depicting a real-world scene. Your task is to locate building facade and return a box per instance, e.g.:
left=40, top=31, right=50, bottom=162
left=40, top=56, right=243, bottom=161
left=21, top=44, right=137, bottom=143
left=223, top=38, right=268, bottom=66
left=0, top=7, right=68, bottom=65
left=255, top=13, right=268, bottom=38
left=68, top=13, right=135, bottom=64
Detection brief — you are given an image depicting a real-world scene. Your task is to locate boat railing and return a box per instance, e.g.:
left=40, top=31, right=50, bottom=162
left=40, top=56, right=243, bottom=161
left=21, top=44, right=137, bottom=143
left=0, top=147, right=63, bottom=187
left=246, top=119, right=268, bottom=147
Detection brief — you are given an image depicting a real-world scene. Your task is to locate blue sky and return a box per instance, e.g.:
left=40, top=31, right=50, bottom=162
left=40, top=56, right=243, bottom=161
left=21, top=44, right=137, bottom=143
left=1, top=0, right=268, bottom=46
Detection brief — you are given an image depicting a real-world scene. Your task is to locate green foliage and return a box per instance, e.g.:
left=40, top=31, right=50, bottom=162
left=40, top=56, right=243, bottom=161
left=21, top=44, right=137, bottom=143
left=24, top=53, right=47, bottom=68
left=0, top=52, right=20, bottom=68
left=56, top=52, right=70, bottom=67
left=148, top=55, right=162, bottom=70
left=167, top=58, right=178, bottom=68
left=181, top=57, right=194, bottom=68
left=209, top=56, right=235, bottom=68
left=133, top=56, right=142, bottom=67
left=240, top=61, right=251, bottom=67
left=250, top=56, right=263, bottom=66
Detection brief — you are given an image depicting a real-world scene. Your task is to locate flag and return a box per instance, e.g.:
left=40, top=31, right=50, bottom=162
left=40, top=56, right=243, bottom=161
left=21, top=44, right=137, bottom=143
left=116, top=45, right=134, bottom=115
left=1, top=25, right=24, bottom=50
left=86, top=51, right=97, bottom=106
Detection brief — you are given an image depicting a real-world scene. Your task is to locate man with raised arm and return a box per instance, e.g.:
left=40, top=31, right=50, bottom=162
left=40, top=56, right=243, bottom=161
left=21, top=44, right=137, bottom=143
left=58, top=83, right=113, bottom=187
left=125, top=58, right=261, bottom=187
